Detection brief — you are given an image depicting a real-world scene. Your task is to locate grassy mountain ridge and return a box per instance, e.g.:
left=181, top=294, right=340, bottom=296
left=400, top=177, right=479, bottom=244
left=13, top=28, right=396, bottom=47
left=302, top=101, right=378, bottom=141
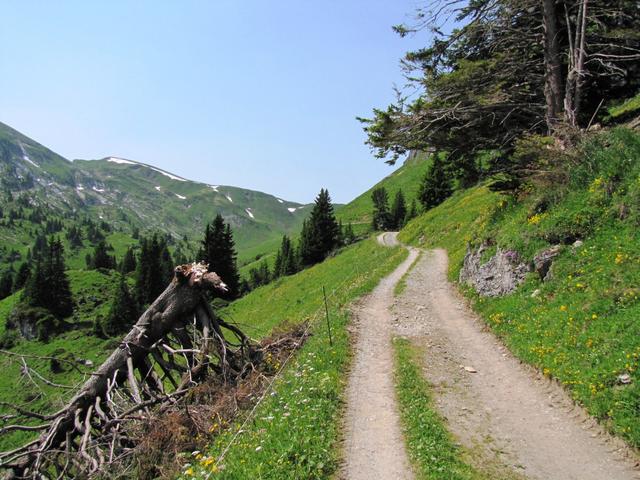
left=0, top=121, right=310, bottom=261
left=336, top=152, right=428, bottom=230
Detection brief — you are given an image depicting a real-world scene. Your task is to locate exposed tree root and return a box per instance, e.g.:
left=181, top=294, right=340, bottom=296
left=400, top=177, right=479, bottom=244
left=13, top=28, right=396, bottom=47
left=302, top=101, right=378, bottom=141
left=0, top=263, right=301, bottom=479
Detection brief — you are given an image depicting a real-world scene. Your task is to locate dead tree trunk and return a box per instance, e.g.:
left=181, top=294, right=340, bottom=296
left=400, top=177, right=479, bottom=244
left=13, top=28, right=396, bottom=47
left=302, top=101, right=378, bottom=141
left=0, top=263, right=257, bottom=479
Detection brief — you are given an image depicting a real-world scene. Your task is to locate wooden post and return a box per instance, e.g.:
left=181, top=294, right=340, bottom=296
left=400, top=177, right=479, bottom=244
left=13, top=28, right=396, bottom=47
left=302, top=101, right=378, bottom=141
left=322, top=286, right=333, bottom=346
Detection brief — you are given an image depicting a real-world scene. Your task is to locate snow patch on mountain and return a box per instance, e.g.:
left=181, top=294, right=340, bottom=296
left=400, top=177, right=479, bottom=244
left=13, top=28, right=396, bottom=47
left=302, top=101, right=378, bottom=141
left=175, top=193, right=186, bottom=200
left=277, top=198, right=284, bottom=204
left=150, top=166, right=186, bottom=182
left=92, top=186, right=105, bottom=193
left=107, top=157, right=136, bottom=165
left=19, top=142, right=40, bottom=168
left=288, top=207, right=297, bottom=213
left=225, top=195, right=233, bottom=203
left=155, top=186, right=161, bottom=191
left=245, top=208, right=255, bottom=219
left=209, top=185, right=219, bottom=192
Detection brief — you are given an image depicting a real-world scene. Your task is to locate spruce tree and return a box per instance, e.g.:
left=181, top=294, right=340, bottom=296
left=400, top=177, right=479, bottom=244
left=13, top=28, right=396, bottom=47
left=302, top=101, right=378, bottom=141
left=23, top=238, right=73, bottom=319
left=134, top=234, right=172, bottom=307
left=371, top=187, right=391, bottom=231
left=45, top=238, right=73, bottom=318
left=199, top=215, right=240, bottom=298
left=404, top=199, right=418, bottom=225
left=120, top=246, right=137, bottom=274
left=390, top=190, right=407, bottom=230
left=13, top=262, right=30, bottom=291
left=101, top=275, right=137, bottom=337
left=299, top=189, right=339, bottom=266
left=273, top=235, right=297, bottom=278
left=418, top=155, right=453, bottom=209
left=90, top=240, right=116, bottom=270
left=0, top=270, right=13, bottom=300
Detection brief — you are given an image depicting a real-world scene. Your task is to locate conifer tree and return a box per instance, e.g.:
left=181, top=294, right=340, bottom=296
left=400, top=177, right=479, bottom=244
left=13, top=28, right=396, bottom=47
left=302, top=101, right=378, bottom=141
left=100, top=275, right=137, bottom=337
left=199, top=215, right=240, bottom=298
left=0, top=270, right=13, bottom=300
left=273, top=235, right=297, bottom=278
left=299, top=189, right=340, bottom=266
left=418, top=155, right=452, bottom=210
left=23, top=238, right=73, bottom=319
left=45, top=238, right=74, bottom=319
left=390, top=189, right=407, bottom=230
left=404, top=199, right=418, bottom=225
left=90, top=240, right=116, bottom=270
left=371, top=187, right=391, bottom=231
left=13, top=262, right=30, bottom=291
left=120, top=246, right=137, bottom=274
left=135, top=234, right=173, bottom=307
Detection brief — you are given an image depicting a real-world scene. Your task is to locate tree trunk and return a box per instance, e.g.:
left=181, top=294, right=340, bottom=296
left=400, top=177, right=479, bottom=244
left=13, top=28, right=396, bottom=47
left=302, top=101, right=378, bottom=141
left=1, top=263, right=255, bottom=479
left=542, top=0, right=564, bottom=130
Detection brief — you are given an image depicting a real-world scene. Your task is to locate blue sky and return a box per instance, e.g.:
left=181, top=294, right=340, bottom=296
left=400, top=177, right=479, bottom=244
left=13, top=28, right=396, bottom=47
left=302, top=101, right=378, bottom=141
left=0, top=1, right=426, bottom=203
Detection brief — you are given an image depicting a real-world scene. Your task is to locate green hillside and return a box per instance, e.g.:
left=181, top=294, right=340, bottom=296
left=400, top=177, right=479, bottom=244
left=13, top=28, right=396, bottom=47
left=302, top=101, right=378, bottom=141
left=186, top=237, right=408, bottom=479
left=399, top=127, right=640, bottom=447
left=336, top=152, right=428, bottom=230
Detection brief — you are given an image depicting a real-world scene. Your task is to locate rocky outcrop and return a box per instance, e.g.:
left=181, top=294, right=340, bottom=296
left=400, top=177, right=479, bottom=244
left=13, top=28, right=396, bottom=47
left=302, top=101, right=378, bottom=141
left=459, top=245, right=530, bottom=297
left=533, top=245, right=562, bottom=281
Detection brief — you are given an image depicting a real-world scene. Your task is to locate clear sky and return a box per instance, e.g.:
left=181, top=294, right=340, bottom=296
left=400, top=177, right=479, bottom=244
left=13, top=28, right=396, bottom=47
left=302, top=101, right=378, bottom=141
left=0, top=1, right=426, bottom=203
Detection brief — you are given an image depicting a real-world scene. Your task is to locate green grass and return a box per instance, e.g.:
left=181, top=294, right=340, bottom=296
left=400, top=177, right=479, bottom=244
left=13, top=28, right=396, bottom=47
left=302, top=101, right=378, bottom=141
left=337, top=153, right=429, bottom=228
left=0, top=269, right=121, bottom=450
left=398, top=127, right=640, bottom=448
left=393, top=338, right=485, bottom=480
left=607, top=92, right=640, bottom=122
left=394, top=250, right=423, bottom=296
left=180, top=238, right=408, bottom=479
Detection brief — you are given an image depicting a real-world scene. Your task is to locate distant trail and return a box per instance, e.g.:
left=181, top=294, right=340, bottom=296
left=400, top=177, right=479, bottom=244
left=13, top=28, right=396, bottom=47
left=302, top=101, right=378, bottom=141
left=394, top=249, right=640, bottom=480
left=341, top=232, right=418, bottom=479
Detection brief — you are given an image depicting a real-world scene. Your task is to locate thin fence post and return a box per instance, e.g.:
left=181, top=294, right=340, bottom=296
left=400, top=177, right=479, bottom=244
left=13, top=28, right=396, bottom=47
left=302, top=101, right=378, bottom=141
left=322, top=286, right=333, bottom=346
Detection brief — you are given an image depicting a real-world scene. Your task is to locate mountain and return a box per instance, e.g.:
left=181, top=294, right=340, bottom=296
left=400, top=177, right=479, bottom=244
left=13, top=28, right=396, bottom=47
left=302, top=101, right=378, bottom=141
left=0, top=121, right=310, bottom=260
left=336, top=152, right=428, bottom=229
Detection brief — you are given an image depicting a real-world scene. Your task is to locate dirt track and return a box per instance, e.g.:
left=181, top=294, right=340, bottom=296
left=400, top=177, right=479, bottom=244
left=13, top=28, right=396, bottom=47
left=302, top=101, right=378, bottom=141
left=342, top=234, right=639, bottom=480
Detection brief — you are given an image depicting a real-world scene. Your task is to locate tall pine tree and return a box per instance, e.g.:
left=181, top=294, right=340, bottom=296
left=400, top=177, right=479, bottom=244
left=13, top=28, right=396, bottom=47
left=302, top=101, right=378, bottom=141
left=273, top=235, right=297, bottom=278
left=371, top=187, right=391, bottom=231
left=299, top=189, right=340, bottom=266
left=418, top=155, right=452, bottom=210
left=135, top=234, right=173, bottom=307
left=390, top=189, right=407, bottom=230
left=100, top=275, right=137, bottom=337
left=199, top=214, right=240, bottom=298
left=22, top=237, right=73, bottom=319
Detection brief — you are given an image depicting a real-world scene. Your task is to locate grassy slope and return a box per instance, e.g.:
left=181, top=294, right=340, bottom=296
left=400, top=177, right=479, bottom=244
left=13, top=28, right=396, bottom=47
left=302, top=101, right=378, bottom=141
left=182, top=238, right=408, bottom=479
left=0, top=269, right=120, bottom=450
left=398, top=127, right=640, bottom=447
left=336, top=153, right=429, bottom=232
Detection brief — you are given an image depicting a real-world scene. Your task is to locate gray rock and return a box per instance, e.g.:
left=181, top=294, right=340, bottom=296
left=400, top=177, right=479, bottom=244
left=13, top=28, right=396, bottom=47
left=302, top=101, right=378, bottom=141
left=531, top=289, right=541, bottom=298
left=533, top=245, right=562, bottom=281
left=572, top=240, right=584, bottom=249
left=618, top=373, right=632, bottom=385
left=459, top=244, right=530, bottom=297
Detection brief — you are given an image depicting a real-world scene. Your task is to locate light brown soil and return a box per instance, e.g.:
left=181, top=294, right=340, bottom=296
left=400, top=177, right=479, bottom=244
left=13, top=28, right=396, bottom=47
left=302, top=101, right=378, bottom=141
left=394, top=248, right=640, bottom=480
left=342, top=234, right=639, bottom=479
left=341, top=233, right=419, bottom=480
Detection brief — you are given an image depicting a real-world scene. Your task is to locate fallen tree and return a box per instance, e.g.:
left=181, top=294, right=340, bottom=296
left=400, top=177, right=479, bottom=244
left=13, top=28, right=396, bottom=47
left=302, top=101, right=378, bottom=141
left=0, top=262, right=260, bottom=479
